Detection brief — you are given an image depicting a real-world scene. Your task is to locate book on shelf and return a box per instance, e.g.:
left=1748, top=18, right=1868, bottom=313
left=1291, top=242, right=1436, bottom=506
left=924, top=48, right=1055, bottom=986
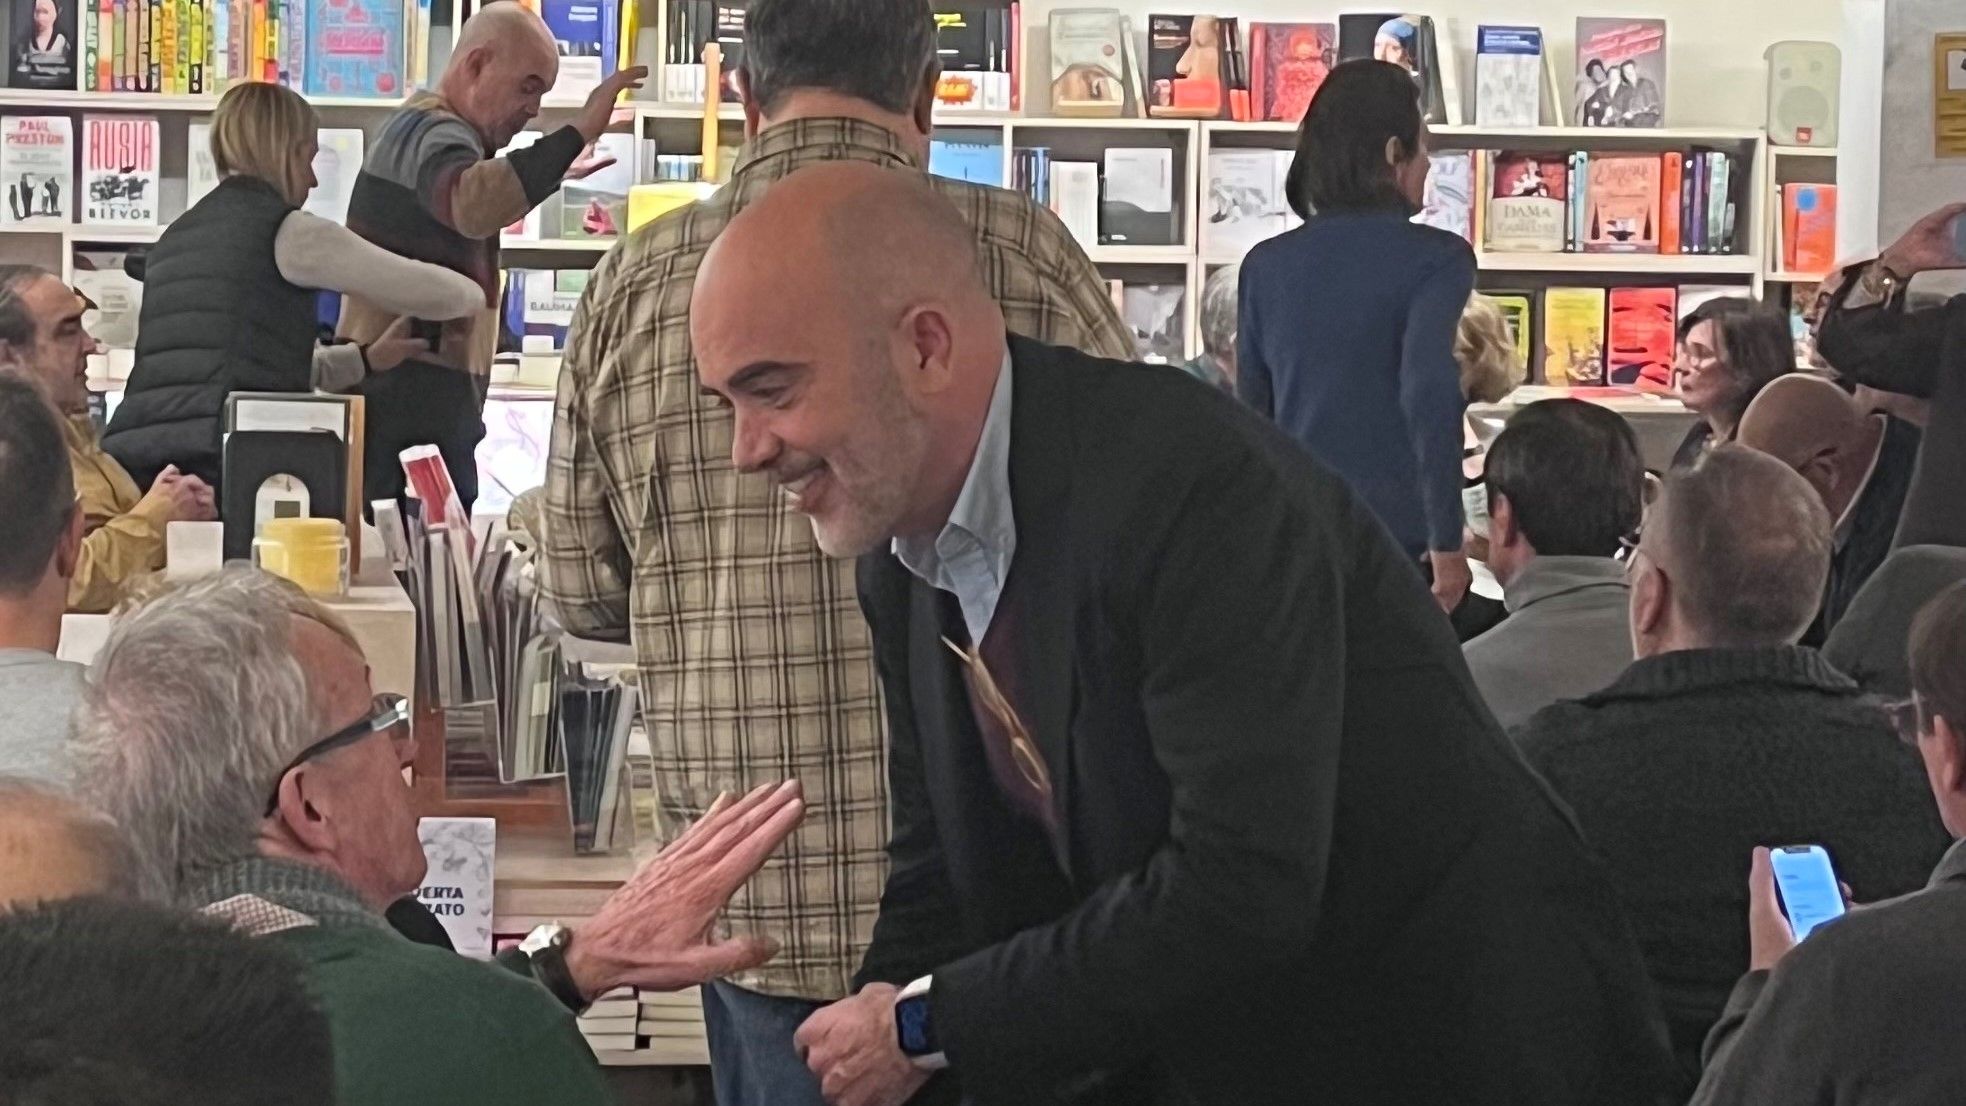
left=1, top=115, right=71, bottom=224
left=661, top=0, right=745, bottom=103
left=1121, top=283, right=1184, bottom=364
left=10, top=0, right=80, bottom=89
left=928, top=137, right=1004, bottom=187
left=1781, top=183, right=1836, bottom=273
left=1415, top=149, right=1473, bottom=244
left=1337, top=12, right=1446, bottom=125
left=1475, top=26, right=1542, bottom=127
left=558, top=661, right=638, bottom=854
left=932, top=3, right=1016, bottom=113
left=1011, top=145, right=1049, bottom=206
left=1248, top=22, right=1333, bottom=124
left=1202, top=147, right=1293, bottom=259
left=1583, top=154, right=1661, bottom=254
left=415, top=817, right=496, bottom=958
left=1484, top=152, right=1567, bottom=253
left=1048, top=7, right=1126, bottom=117
left=1543, top=286, right=1607, bottom=386
left=558, top=131, right=632, bottom=239
left=1574, top=17, right=1666, bottom=128
left=401, top=444, right=494, bottom=705
left=81, top=114, right=157, bottom=225
left=1049, top=159, right=1098, bottom=250
left=304, top=0, right=403, bottom=97
left=1099, top=146, right=1176, bottom=246
left=539, top=0, right=619, bottom=101
left=583, top=991, right=639, bottom=1020
left=1606, top=286, right=1675, bottom=389
left=625, top=181, right=713, bottom=232
left=1145, top=13, right=1224, bottom=119
left=303, top=127, right=364, bottom=225
left=73, top=248, right=141, bottom=349
left=1488, top=291, right=1533, bottom=369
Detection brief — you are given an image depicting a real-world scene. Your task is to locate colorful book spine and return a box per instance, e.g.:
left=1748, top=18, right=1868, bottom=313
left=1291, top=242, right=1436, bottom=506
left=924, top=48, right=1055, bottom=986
left=82, top=1, right=96, bottom=88
left=112, top=0, right=125, bottom=89
left=147, top=0, right=161, bottom=92
left=285, top=0, right=305, bottom=87
left=1706, top=153, right=1729, bottom=254
left=209, top=0, right=226, bottom=88
left=1660, top=153, right=1682, bottom=254
left=161, top=0, right=177, bottom=93
left=262, top=0, right=276, bottom=82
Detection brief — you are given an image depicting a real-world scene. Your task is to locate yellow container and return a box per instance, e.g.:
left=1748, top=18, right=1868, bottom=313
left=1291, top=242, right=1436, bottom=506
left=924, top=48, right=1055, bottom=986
left=253, top=517, right=350, bottom=597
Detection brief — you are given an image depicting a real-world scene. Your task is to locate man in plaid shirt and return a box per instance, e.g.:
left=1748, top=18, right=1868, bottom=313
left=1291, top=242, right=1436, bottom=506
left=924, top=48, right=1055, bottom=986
left=538, top=1, right=1130, bottom=1100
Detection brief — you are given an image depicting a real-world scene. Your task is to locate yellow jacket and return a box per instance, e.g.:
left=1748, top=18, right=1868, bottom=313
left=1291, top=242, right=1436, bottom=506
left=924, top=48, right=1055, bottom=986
left=64, top=414, right=169, bottom=613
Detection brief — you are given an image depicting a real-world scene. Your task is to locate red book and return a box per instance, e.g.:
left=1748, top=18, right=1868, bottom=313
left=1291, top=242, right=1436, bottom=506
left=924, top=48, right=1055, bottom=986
left=1607, top=286, right=1677, bottom=390
left=1583, top=154, right=1662, bottom=253
left=1659, top=153, right=1682, bottom=254
left=1249, top=21, right=1333, bottom=123
left=1787, top=184, right=1838, bottom=274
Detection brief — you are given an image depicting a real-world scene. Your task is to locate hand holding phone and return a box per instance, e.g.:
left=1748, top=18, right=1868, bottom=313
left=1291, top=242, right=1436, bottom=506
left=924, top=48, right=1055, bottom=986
left=1769, top=844, right=1847, bottom=941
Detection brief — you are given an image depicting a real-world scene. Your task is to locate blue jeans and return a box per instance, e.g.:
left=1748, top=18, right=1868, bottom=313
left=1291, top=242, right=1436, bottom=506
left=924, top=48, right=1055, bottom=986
left=701, top=980, right=829, bottom=1106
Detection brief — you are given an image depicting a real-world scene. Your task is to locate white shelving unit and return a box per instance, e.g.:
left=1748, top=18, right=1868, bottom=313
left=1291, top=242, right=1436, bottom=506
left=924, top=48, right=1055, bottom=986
left=1763, top=144, right=1839, bottom=285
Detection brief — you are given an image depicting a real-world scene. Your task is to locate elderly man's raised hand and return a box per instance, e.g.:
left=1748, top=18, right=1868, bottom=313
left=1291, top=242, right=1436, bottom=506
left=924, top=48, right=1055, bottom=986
left=564, top=779, right=804, bottom=999
left=572, top=65, right=649, bottom=147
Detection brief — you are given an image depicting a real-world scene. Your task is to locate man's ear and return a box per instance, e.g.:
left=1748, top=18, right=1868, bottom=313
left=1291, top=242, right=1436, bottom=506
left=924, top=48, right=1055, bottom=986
left=900, top=304, right=958, bottom=394
left=1932, top=715, right=1966, bottom=797
left=912, top=64, right=942, bottom=136
left=270, top=764, right=340, bottom=855
left=1631, top=559, right=1669, bottom=638
left=736, top=70, right=763, bottom=139
left=1488, top=490, right=1517, bottom=549
left=53, top=503, right=81, bottom=582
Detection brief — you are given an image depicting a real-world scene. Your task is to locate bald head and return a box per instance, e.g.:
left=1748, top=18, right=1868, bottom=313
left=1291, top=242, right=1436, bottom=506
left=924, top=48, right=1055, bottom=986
left=1738, top=374, right=1863, bottom=468
left=438, top=2, right=557, bottom=148
left=0, top=779, right=134, bottom=911
left=692, top=162, right=1007, bottom=558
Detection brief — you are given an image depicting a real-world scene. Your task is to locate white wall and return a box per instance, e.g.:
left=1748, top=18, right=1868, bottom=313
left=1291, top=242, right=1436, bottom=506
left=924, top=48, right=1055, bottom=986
left=1022, top=1, right=1845, bottom=127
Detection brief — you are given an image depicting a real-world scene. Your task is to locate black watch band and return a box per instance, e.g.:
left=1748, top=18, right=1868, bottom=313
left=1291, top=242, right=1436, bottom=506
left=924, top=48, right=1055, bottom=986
left=528, top=941, right=587, bottom=1013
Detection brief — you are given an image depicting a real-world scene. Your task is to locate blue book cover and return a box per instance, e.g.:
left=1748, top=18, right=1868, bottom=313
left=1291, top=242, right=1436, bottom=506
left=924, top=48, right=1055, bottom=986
left=304, top=0, right=405, bottom=98
left=541, top=0, right=617, bottom=98
left=929, top=139, right=1004, bottom=188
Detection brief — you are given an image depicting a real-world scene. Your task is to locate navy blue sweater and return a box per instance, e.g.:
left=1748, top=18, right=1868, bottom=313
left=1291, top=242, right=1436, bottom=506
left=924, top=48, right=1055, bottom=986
left=1238, top=212, right=1474, bottom=558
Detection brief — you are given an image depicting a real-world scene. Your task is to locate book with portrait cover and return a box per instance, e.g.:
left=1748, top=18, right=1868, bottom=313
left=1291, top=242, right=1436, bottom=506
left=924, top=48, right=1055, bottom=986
left=81, top=113, right=155, bottom=224
left=1607, top=285, right=1676, bottom=389
left=1583, top=153, right=1661, bottom=253
left=1145, top=13, right=1224, bottom=118
left=1248, top=22, right=1332, bottom=123
left=1543, top=286, right=1607, bottom=386
left=9, top=0, right=80, bottom=88
left=1049, top=7, right=1126, bottom=116
left=302, top=0, right=404, bottom=98
left=1414, top=149, right=1473, bottom=244
left=1, top=114, right=71, bottom=223
left=1337, top=12, right=1444, bottom=124
left=1475, top=25, right=1541, bottom=126
left=1574, top=17, right=1666, bottom=128
left=1485, top=152, right=1567, bottom=252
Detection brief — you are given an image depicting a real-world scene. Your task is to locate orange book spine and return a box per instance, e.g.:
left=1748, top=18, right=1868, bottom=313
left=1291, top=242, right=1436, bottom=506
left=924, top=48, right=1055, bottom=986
left=1791, top=185, right=1838, bottom=274
left=1659, top=153, right=1682, bottom=254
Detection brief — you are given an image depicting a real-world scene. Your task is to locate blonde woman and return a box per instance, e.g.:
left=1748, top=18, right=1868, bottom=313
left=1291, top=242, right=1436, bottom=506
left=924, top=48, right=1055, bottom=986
left=103, top=81, right=482, bottom=493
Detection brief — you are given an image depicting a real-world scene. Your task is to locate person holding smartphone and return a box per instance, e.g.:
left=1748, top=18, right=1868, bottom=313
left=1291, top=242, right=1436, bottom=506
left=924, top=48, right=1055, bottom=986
left=1691, top=582, right=1966, bottom=1104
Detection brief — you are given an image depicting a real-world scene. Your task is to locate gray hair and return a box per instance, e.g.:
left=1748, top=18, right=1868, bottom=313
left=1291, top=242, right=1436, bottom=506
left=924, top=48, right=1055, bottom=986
left=69, top=566, right=354, bottom=902
left=0, top=263, right=53, bottom=350
left=741, top=0, right=939, bottom=117
left=1650, top=444, right=1832, bottom=647
left=0, top=776, right=137, bottom=899
left=1199, top=264, right=1240, bottom=361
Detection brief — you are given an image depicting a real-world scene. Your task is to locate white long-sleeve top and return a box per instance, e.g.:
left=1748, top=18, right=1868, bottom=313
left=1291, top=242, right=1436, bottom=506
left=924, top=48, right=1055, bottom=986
left=270, top=208, right=486, bottom=393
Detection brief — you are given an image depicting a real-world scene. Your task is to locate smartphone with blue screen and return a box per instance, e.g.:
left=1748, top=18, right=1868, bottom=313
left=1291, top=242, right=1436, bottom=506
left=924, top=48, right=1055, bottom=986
left=1769, top=844, right=1846, bottom=940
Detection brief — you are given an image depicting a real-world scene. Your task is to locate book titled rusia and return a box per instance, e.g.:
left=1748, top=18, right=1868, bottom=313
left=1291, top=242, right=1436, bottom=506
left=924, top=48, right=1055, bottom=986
left=1248, top=22, right=1332, bottom=123
left=81, top=114, right=157, bottom=225
left=1485, top=153, right=1567, bottom=252
left=1543, top=286, right=1607, bottom=386
left=1583, top=154, right=1661, bottom=253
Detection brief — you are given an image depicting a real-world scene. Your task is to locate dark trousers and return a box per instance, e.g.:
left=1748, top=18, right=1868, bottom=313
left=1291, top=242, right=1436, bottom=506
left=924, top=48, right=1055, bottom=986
left=358, top=359, right=487, bottom=515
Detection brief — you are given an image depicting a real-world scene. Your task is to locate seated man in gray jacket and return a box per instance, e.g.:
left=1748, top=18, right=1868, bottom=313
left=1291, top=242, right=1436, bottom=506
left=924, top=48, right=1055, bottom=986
left=1464, top=399, right=1645, bottom=730
left=1693, top=580, right=1966, bottom=1104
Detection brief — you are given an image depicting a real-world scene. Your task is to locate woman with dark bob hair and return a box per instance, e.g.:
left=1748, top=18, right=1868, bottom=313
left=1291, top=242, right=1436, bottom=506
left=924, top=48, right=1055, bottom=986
left=1670, top=297, right=1794, bottom=470
left=1238, top=58, right=1475, bottom=611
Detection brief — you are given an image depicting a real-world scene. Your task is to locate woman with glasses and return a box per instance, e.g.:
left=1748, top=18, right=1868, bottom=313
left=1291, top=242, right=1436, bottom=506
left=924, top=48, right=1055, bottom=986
left=1670, top=297, right=1794, bottom=471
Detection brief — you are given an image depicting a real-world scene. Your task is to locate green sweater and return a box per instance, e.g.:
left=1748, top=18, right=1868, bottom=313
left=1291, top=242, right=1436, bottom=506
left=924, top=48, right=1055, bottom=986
left=270, top=921, right=614, bottom=1106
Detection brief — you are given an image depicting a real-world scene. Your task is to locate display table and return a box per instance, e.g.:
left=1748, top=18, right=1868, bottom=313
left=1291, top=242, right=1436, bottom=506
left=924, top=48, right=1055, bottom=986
left=58, top=563, right=418, bottom=701
left=498, top=834, right=711, bottom=1068
left=1469, top=388, right=1701, bottom=473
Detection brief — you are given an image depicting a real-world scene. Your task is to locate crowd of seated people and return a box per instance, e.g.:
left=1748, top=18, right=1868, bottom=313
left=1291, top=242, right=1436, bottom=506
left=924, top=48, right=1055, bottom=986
left=4, top=3, right=1966, bottom=1103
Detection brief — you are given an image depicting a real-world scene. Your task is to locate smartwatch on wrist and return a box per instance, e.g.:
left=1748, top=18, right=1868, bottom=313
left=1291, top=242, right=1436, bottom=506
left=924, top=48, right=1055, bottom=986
left=894, top=975, right=948, bottom=1071
left=519, top=923, right=587, bottom=1014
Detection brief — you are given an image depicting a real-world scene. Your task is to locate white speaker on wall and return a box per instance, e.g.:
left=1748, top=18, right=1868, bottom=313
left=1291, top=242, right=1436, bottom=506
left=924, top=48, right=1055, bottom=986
left=1766, top=41, right=1841, bottom=147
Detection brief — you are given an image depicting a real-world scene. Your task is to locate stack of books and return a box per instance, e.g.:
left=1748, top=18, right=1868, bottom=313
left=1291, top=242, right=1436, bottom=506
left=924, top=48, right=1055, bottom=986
left=578, top=987, right=641, bottom=1055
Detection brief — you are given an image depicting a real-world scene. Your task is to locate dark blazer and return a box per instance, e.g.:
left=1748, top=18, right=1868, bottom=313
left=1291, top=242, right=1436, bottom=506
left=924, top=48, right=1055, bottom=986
left=1816, top=278, right=1966, bottom=549
left=856, top=335, right=1675, bottom=1106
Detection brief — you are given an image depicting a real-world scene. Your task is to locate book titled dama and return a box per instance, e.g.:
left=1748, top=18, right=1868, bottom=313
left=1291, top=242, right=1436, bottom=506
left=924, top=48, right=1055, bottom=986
left=1485, top=152, right=1567, bottom=252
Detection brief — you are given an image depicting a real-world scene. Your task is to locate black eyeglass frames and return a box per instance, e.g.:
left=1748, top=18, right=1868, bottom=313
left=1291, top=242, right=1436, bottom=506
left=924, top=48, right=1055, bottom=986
left=262, top=694, right=413, bottom=816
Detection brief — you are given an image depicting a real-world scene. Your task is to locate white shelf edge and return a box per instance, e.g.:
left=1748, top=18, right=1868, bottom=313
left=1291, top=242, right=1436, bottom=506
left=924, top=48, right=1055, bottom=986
left=0, top=89, right=406, bottom=111
left=1432, top=124, right=1762, bottom=143
left=1764, top=271, right=1830, bottom=283
left=1475, top=251, right=1760, bottom=274
left=499, top=237, right=616, bottom=253
left=1086, top=246, right=1193, bottom=264
left=1768, top=145, right=1839, bottom=158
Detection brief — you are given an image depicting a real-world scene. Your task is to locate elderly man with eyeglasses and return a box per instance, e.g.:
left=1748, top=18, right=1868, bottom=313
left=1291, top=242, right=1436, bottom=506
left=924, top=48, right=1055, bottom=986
left=73, top=565, right=805, bottom=1106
